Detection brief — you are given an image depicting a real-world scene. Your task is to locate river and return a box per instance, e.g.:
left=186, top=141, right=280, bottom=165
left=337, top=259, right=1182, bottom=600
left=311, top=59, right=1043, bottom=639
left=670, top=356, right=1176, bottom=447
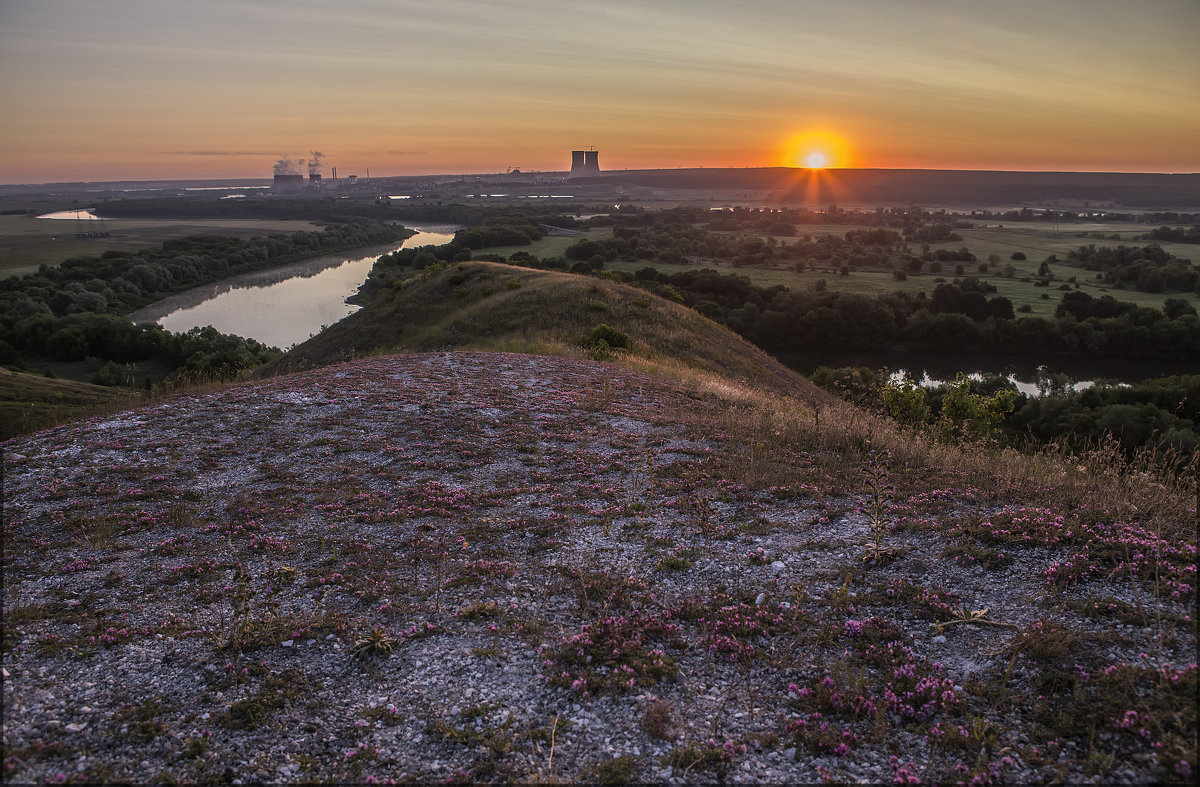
left=128, top=226, right=458, bottom=349
left=779, top=350, right=1198, bottom=396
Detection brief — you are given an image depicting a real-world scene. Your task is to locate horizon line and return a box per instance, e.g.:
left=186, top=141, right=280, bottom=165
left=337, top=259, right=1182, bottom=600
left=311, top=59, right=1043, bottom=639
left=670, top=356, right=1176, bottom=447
left=4, top=165, right=1200, bottom=188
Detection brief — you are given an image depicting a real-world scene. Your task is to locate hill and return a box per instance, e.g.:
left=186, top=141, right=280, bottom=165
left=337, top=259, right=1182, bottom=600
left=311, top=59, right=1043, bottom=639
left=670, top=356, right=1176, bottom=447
left=2, top=274, right=1195, bottom=782
left=261, top=260, right=823, bottom=402
left=0, top=369, right=144, bottom=440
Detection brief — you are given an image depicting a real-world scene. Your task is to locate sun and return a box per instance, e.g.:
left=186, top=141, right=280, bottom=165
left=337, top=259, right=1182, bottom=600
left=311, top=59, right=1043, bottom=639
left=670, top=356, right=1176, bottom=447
left=780, top=129, right=853, bottom=169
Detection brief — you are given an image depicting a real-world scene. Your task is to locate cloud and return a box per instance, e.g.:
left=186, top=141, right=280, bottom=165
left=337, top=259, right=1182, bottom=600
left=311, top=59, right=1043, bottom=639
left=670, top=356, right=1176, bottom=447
left=161, top=150, right=282, bottom=156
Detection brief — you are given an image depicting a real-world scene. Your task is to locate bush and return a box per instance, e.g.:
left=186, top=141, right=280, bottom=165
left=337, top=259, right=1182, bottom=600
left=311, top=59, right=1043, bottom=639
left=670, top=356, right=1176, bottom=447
left=882, top=379, right=931, bottom=430
left=92, top=360, right=124, bottom=387
left=938, top=373, right=1018, bottom=443
left=588, top=324, right=629, bottom=350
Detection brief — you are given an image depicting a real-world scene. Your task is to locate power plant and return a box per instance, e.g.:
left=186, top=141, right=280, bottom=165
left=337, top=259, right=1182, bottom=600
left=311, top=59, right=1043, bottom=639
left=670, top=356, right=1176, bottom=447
left=272, top=152, right=326, bottom=191
left=569, top=149, right=600, bottom=178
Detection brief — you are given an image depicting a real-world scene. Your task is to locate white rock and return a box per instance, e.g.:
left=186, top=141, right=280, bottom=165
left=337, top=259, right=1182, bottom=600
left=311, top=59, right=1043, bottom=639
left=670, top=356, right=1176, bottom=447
left=281, top=640, right=294, bottom=647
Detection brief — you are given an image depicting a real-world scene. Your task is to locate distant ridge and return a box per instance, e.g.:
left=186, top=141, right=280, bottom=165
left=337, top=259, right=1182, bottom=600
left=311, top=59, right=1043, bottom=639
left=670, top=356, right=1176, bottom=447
left=576, top=167, right=1200, bottom=208
left=4, top=168, right=1198, bottom=208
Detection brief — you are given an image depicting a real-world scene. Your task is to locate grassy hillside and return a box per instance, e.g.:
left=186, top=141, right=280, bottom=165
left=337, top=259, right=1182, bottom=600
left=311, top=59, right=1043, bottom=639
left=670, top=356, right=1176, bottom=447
left=0, top=369, right=144, bottom=440
left=4, top=349, right=1194, bottom=783
left=3, top=258, right=1195, bottom=783
left=262, top=260, right=825, bottom=402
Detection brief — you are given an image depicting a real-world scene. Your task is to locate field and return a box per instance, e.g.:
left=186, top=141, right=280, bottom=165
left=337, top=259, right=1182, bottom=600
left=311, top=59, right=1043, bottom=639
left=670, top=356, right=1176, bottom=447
left=0, top=214, right=321, bottom=277
left=471, top=230, right=603, bottom=261
left=481, top=222, right=1200, bottom=319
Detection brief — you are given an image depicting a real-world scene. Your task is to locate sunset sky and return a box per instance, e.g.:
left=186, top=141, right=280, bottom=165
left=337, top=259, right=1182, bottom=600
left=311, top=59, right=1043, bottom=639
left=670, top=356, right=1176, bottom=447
left=2, top=0, right=1198, bottom=183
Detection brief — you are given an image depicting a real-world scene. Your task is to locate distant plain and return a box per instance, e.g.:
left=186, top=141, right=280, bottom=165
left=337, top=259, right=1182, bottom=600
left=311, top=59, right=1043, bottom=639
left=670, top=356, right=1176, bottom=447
left=0, top=214, right=320, bottom=277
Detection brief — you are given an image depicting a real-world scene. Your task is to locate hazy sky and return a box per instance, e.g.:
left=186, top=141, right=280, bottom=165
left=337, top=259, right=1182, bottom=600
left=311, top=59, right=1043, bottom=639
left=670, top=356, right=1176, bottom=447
left=2, top=0, right=1198, bottom=182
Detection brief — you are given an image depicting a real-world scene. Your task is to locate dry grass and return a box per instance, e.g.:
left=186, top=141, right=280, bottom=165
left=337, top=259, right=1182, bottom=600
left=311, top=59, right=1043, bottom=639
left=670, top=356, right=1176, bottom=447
left=260, top=261, right=825, bottom=402
left=665, top=370, right=1196, bottom=536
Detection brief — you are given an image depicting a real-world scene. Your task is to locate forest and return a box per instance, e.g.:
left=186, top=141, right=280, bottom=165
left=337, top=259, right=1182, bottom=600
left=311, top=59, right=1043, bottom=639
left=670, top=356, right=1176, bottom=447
left=0, top=220, right=408, bottom=382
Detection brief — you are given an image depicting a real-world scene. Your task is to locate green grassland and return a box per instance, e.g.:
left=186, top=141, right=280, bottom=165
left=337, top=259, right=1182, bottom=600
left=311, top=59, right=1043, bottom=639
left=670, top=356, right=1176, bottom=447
left=471, top=230, right=610, bottom=260
left=0, top=214, right=321, bottom=277
left=478, top=224, right=1200, bottom=319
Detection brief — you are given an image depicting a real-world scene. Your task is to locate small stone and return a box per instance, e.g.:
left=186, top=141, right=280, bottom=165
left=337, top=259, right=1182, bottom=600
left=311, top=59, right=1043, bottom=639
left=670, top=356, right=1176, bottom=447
left=770, top=561, right=786, bottom=573
left=65, top=722, right=87, bottom=732
left=931, top=635, right=947, bottom=645
left=281, top=640, right=294, bottom=647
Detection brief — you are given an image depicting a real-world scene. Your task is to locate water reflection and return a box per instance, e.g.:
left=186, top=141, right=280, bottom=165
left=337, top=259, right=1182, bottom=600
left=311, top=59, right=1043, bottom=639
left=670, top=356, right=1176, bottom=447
left=782, top=351, right=1196, bottom=398
left=37, top=209, right=104, bottom=220
left=129, top=226, right=458, bottom=349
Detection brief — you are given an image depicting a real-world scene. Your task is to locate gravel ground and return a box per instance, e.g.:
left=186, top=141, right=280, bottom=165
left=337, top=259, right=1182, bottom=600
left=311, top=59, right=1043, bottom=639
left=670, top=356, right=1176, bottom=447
left=2, top=352, right=1195, bottom=783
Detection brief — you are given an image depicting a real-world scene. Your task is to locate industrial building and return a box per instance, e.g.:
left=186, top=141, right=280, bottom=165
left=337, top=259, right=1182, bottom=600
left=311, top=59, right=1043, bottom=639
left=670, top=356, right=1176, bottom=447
left=271, top=173, right=305, bottom=192
left=569, top=150, right=600, bottom=178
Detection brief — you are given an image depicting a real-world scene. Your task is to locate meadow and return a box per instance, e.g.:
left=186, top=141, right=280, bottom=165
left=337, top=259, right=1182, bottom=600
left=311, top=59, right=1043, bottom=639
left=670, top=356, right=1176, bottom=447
left=481, top=222, right=1199, bottom=319
left=0, top=214, right=321, bottom=278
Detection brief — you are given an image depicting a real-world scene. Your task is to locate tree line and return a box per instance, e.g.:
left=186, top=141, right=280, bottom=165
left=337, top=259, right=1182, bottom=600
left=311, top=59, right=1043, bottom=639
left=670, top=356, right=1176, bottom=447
left=811, top=366, right=1199, bottom=454
left=0, top=221, right=408, bottom=382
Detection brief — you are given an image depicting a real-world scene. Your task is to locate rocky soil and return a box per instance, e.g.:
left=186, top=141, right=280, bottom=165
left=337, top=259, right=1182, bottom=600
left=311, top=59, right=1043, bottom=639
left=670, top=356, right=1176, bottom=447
left=2, top=352, right=1195, bottom=783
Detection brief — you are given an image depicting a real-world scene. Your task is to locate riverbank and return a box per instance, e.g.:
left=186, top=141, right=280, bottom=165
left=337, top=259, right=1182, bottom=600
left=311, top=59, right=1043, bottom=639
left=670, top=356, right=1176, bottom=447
left=127, top=242, right=410, bottom=324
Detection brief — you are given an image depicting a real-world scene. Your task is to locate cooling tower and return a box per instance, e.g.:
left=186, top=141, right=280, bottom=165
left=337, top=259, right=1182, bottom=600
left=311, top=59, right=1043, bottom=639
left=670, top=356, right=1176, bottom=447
left=570, top=150, right=587, bottom=176
left=569, top=150, right=600, bottom=178
left=272, top=174, right=305, bottom=191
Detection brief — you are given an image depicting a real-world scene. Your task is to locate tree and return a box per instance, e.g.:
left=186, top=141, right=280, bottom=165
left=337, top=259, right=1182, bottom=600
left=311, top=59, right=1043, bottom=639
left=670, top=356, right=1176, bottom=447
left=1164, top=298, right=1198, bottom=320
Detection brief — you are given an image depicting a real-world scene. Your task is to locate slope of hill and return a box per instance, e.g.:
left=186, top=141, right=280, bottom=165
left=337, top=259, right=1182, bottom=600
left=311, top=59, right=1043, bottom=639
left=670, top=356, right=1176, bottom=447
left=2, top=275, right=1195, bottom=782
left=261, top=260, right=822, bottom=402
left=0, top=369, right=144, bottom=440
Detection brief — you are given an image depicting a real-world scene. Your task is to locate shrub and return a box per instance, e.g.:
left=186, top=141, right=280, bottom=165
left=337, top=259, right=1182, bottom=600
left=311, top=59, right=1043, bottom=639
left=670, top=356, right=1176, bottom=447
left=938, top=373, right=1018, bottom=443
left=92, top=360, right=124, bottom=386
left=881, top=379, right=931, bottom=430
left=587, top=324, right=629, bottom=350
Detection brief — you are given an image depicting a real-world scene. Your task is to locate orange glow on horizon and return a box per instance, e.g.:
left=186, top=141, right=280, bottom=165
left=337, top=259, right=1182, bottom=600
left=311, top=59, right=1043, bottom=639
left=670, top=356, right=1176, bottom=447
left=779, top=129, right=854, bottom=170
